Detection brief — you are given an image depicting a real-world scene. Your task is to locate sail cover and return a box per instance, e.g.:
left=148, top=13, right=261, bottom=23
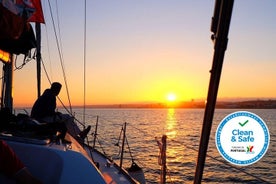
left=0, top=0, right=44, bottom=54
left=0, top=0, right=44, bottom=23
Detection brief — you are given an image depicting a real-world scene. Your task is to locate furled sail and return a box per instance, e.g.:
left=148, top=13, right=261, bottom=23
left=0, top=0, right=44, bottom=55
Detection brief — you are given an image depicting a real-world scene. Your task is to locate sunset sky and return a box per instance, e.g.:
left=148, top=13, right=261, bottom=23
left=5, top=0, right=276, bottom=107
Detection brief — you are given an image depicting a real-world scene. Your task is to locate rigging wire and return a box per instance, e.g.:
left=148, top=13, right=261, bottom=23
left=43, top=0, right=88, bottom=129
left=83, top=0, right=87, bottom=124
left=41, top=58, right=53, bottom=87
left=47, top=0, right=72, bottom=113
left=38, top=0, right=90, bottom=130
left=37, top=3, right=85, bottom=128
left=54, top=0, right=64, bottom=62
left=43, top=19, right=53, bottom=81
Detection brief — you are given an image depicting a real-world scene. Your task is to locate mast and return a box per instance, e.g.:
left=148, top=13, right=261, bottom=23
left=1, top=55, right=14, bottom=111
left=36, top=22, right=42, bottom=97
left=194, top=0, right=234, bottom=183
left=0, top=0, right=44, bottom=109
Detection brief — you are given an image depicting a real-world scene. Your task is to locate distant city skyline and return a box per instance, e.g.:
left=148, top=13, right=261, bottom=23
left=50, top=99, right=276, bottom=109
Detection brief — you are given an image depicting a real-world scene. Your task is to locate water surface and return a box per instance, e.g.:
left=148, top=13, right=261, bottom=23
left=58, top=108, right=276, bottom=183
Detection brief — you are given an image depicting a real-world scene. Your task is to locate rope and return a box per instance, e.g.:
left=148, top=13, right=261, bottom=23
left=14, top=51, right=34, bottom=70
left=0, top=50, right=35, bottom=80
left=115, top=126, right=123, bottom=147
left=43, top=58, right=85, bottom=129
left=113, top=126, right=123, bottom=157
left=55, top=99, right=86, bottom=128
left=43, top=58, right=86, bottom=130
left=125, top=134, right=135, bottom=162
left=47, top=0, right=72, bottom=113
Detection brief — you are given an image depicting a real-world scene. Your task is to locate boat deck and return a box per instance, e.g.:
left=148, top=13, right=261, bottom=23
left=0, top=129, right=140, bottom=184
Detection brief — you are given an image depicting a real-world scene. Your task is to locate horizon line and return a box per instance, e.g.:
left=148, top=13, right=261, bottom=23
left=14, top=97, right=276, bottom=108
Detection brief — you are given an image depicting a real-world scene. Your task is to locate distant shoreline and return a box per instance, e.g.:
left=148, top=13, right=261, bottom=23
left=15, top=99, right=276, bottom=109
left=68, top=99, right=276, bottom=109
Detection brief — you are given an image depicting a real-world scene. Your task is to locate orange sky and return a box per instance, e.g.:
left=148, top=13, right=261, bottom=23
left=1, top=1, right=275, bottom=107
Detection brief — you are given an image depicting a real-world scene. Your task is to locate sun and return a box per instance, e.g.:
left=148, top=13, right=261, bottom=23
left=167, top=93, right=177, bottom=102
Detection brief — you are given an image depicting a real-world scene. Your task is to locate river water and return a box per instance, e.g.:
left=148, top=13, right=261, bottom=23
left=64, top=108, right=275, bottom=183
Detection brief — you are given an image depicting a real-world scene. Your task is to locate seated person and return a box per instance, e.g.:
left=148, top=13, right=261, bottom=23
left=0, top=140, right=41, bottom=184
left=31, top=82, right=90, bottom=140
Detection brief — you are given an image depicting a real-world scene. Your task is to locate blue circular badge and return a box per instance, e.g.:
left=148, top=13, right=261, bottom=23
left=215, top=111, right=270, bottom=166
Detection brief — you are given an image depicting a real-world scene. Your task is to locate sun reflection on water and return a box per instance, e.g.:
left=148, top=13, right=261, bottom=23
left=166, top=108, right=177, bottom=139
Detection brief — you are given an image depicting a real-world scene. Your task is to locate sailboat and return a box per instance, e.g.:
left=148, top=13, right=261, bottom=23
left=0, top=0, right=236, bottom=183
left=0, top=1, right=144, bottom=183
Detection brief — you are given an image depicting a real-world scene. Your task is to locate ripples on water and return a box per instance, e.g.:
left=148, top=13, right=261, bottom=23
left=69, top=108, right=275, bottom=183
